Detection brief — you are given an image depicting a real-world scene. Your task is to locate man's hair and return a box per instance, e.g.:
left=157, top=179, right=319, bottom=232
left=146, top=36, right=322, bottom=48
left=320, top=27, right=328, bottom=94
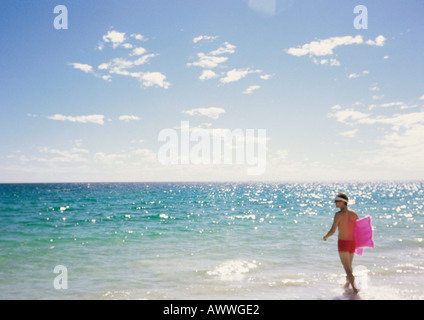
left=337, top=193, right=349, bottom=204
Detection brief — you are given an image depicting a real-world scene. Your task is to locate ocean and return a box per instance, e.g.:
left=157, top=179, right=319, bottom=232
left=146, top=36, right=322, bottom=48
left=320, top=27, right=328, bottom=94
left=0, top=182, right=423, bottom=300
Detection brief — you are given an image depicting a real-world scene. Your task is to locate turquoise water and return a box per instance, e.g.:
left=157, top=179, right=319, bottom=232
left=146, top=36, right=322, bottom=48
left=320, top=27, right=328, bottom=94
left=0, top=182, right=423, bottom=299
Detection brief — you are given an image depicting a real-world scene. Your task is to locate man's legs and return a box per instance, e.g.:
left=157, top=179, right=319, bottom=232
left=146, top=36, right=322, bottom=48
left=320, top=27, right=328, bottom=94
left=339, top=251, right=358, bottom=293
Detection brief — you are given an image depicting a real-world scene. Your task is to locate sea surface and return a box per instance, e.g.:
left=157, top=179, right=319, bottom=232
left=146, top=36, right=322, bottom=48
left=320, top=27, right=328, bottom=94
left=0, top=182, right=423, bottom=300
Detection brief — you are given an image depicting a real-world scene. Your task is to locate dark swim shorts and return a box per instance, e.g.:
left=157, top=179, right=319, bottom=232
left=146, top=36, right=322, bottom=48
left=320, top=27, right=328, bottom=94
left=338, top=240, right=356, bottom=253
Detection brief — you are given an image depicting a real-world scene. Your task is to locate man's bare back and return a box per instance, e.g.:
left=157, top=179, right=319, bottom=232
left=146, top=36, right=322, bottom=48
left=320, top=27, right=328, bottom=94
left=323, top=208, right=359, bottom=241
left=335, top=209, right=359, bottom=240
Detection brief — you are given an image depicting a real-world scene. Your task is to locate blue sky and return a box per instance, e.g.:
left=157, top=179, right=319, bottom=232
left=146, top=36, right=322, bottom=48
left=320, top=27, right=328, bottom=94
left=0, top=0, right=423, bottom=182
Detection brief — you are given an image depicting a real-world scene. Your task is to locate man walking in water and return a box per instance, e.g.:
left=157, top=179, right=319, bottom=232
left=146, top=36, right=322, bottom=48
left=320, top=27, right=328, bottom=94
left=323, top=193, right=359, bottom=294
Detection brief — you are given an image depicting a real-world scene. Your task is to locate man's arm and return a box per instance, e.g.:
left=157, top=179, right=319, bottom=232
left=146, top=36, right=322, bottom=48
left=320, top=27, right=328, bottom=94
left=323, top=213, right=340, bottom=241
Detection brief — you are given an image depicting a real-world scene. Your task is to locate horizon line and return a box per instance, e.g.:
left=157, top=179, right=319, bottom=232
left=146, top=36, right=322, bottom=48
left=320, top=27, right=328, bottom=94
left=0, top=179, right=423, bottom=184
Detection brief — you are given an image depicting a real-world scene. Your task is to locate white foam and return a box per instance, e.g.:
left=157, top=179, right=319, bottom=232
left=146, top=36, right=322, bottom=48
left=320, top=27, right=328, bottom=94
left=331, top=265, right=424, bottom=300
left=207, top=260, right=258, bottom=281
left=358, top=284, right=420, bottom=300
left=353, top=265, right=370, bottom=291
left=281, top=278, right=307, bottom=286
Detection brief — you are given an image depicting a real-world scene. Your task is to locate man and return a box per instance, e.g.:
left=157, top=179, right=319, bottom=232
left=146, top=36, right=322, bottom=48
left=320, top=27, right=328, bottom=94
left=323, top=193, right=359, bottom=294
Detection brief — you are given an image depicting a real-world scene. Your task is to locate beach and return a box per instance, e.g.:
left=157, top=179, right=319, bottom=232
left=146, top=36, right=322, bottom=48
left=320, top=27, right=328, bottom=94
left=0, top=182, right=423, bottom=300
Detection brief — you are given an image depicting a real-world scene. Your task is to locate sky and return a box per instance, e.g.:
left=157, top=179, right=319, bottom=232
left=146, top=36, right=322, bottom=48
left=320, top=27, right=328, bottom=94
left=0, top=0, right=423, bottom=182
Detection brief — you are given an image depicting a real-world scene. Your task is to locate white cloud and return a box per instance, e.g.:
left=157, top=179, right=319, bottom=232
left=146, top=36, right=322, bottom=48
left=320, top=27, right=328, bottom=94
left=372, top=95, right=384, bottom=100
left=199, top=70, right=218, bottom=81
left=69, top=29, right=169, bottom=91
left=220, top=68, right=261, bottom=84
left=366, top=35, right=387, bottom=47
left=328, top=104, right=424, bottom=173
left=338, top=128, right=358, bottom=138
left=130, top=47, right=147, bottom=56
left=285, top=35, right=386, bottom=61
left=119, top=115, right=141, bottom=121
left=102, top=30, right=126, bottom=48
left=329, top=106, right=424, bottom=131
left=133, top=53, right=157, bottom=65
left=286, top=35, right=364, bottom=57
left=380, top=101, right=406, bottom=108
left=188, top=40, right=269, bottom=86
left=378, top=124, right=424, bottom=148
left=106, top=57, right=135, bottom=73
left=69, top=63, right=93, bottom=73
left=91, top=53, right=167, bottom=89
left=98, top=62, right=110, bottom=70
left=138, top=72, right=170, bottom=89
left=98, top=54, right=158, bottom=77
left=37, top=147, right=89, bottom=163
left=328, top=59, right=341, bottom=66
left=260, top=73, right=273, bottom=80
left=348, top=70, right=369, bottom=79
left=5, top=149, right=86, bottom=166
left=209, top=42, right=236, bottom=55
left=71, top=147, right=88, bottom=153
left=47, top=114, right=105, bottom=125
left=313, top=58, right=340, bottom=66
left=242, top=85, right=261, bottom=94
left=182, top=107, right=226, bottom=120
left=328, top=109, right=371, bottom=124
left=373, top=111, right=424, bottom=130
left=419, top=94, right=424, bottom=100
left=360, top=115, right=424, bottom=171
left=131, top=33, right=146, bottom=41
left=102, top=75, right=112, bottom=82
left=187, top=42, right=235, bottom=69
left=193, top=35, right=218, bottom=43
left=187, top=53, right=228, bottom=69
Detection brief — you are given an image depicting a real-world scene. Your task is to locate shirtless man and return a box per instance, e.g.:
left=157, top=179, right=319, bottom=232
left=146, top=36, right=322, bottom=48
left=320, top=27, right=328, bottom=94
left=323, top=193, right=359, bottom=294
